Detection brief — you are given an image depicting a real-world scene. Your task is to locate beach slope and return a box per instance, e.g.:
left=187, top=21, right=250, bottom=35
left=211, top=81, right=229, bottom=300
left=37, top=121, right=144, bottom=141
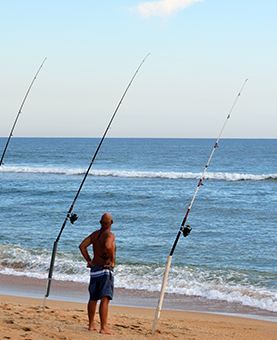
left=1, top=295, right=276, bottom=339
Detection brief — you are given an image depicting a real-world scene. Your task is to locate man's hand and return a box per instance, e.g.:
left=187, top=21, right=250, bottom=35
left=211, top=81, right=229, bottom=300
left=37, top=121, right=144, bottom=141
left=86, top=260, right=93, bottom=268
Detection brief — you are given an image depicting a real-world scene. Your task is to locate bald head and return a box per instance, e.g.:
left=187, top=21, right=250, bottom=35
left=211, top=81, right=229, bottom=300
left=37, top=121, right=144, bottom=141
left=100, top=212, right=113, bottom=229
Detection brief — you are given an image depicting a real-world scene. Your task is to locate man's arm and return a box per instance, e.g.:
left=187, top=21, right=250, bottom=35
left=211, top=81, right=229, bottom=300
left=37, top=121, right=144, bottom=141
left=79, top=234, right=93, bottom=265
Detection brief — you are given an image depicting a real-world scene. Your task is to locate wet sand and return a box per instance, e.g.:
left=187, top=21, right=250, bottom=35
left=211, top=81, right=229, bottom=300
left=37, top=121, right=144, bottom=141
left=1, top=273, right=276, bottom=320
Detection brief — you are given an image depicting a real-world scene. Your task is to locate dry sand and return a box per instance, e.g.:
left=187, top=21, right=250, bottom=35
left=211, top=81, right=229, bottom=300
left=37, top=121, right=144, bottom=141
left=0, top=295, right=276, bottom=339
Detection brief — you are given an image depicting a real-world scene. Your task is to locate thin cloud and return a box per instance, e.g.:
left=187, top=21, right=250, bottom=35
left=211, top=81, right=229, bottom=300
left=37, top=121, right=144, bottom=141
left=136, top=0, right=200, bottom=17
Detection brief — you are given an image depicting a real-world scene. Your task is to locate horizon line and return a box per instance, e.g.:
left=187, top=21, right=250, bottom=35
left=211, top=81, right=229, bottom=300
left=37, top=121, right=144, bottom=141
left=0, top=136, right=276, bottom=140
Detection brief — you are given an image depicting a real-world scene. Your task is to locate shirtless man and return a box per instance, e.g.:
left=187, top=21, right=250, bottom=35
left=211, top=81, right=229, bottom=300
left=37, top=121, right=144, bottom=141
left=79, top=212, right=116, bottom=334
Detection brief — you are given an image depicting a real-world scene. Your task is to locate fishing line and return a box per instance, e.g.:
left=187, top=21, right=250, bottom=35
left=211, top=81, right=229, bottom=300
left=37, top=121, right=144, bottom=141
left=152, top=78, right=248, bottom=334
left=0, top=57, right=47, bottom=166
left=44, top=53, right=150, bottom=299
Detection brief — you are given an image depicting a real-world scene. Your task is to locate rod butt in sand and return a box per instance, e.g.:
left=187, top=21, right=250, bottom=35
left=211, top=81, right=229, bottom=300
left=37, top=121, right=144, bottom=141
left=152, top=255, right=172, bottom=334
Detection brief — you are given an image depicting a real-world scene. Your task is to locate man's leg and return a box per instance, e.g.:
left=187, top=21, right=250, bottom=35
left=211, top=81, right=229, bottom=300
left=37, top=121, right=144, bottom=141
left=99, top=297, right=111, bottom=334
left=87, top=300, right=97, bottom=331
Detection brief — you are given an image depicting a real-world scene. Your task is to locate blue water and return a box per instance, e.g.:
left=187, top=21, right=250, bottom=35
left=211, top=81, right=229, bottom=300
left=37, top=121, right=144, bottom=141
left=0, top=138, right=276, bottom=312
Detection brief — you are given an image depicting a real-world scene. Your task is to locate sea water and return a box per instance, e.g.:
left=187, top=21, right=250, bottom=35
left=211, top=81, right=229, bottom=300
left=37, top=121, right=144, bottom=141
left=0, top=138, right=276, bottom=313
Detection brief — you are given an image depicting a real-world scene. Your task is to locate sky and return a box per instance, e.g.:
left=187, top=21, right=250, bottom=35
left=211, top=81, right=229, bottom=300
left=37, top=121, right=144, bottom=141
left=0, top=0, right=276, bottom=138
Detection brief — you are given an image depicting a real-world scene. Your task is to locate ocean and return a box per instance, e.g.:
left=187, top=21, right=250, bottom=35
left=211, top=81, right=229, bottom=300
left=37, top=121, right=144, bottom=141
left=0, top=138, right=276, bottom=314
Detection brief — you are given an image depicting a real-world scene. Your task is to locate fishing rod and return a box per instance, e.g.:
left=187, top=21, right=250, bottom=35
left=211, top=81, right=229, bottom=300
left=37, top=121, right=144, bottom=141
left=152, top=78, right=248, bottom=334
left=44, top=53, right=150, bottom=299
left=0, top=57, right=47, bottom=166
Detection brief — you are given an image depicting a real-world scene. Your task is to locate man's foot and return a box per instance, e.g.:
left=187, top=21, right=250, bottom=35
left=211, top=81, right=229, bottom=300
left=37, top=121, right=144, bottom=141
left=100, top=326, right=111, bottom=335
left=88, top=321, right=97, bottom=331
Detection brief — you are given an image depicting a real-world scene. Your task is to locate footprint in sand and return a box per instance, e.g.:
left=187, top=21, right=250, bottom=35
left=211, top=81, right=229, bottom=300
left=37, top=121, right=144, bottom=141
left=4, top=319, right=14, bottom=324
left=114, top=323, right=129, bottom=328
left=130, top=325, right=143, bottom=331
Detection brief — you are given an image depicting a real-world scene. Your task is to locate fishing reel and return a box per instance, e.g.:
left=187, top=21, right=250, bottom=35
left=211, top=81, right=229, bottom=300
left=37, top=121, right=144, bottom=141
left=69, top=213, right=78, bottom=224
left=181, top=224, right=191, bottom=238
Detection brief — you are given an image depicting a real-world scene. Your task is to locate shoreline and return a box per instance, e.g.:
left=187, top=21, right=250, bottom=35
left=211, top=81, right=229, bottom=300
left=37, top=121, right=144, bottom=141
left=0, top=273, right=276, bottom=323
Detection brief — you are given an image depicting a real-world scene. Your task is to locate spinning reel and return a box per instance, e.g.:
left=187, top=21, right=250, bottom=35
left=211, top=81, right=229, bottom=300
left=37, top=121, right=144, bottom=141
left=181, top=224, right=191, bottom=238
left=69, top=213, right=78, bottom=224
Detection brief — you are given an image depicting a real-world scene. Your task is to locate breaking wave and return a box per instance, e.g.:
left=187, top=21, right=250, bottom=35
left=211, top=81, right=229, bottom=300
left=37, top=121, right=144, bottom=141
left=0, top=245, right=276, bottom=312
left=1, top=165, right=276, bottom=181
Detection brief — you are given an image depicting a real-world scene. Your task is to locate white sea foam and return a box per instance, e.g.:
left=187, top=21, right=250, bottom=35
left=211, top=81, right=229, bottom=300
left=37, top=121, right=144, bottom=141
left=115, top=265, right=277, bottom=312
left=1, top=165, right=276, bottom=181
left=0, top=245, right=276, bottom=312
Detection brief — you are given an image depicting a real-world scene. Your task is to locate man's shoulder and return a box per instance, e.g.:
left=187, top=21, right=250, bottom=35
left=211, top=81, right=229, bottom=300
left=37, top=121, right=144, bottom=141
left=103, top=230, right=115, bottom=240
left=90, top=229, right=100, bottom=240
left=109, top=231, right=115, bottom=239
left=104, top=230, right=115, bottom=236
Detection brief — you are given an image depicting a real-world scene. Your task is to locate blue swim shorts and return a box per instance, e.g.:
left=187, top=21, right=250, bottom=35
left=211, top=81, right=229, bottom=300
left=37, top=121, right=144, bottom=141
left=89, top=265, right=114, bottom=301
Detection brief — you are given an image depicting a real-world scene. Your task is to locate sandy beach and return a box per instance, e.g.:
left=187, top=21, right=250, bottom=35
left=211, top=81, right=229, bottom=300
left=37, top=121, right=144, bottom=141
left=1, top=0, right=277, bottom=337
left=0, top=294, right=276, bottom=339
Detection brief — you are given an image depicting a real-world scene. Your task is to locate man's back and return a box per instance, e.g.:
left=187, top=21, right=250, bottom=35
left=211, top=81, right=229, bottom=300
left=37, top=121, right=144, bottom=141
left=91, top=229, right=115, bottom=268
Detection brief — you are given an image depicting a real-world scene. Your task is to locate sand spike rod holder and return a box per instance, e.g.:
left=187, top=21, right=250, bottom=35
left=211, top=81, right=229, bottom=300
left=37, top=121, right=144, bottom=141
left=152, top=78, right=248, bottom=334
